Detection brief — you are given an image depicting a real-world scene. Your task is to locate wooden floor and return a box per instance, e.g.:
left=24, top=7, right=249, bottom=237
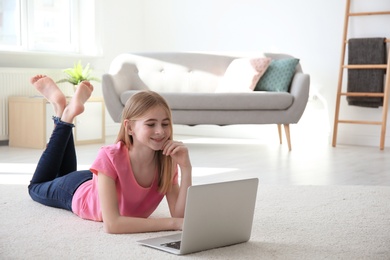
left=1, top=133, right=389, bottom=186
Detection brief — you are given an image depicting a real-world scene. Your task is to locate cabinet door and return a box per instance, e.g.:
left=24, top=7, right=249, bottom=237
left=46, top=99, right=105, bottom=145
left=74, top=101, right=105, bottom=144
left=9, top=97, right=46, bottom=149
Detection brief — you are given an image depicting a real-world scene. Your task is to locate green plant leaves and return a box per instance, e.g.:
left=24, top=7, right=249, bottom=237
left=56, top=60, right=101, bottom=86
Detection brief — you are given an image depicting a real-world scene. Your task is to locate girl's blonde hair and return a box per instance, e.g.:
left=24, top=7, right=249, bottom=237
left=116, top=90, right=174, bottom=194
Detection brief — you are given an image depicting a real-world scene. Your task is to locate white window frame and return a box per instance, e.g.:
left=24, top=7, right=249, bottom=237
left=26, top=0, right=79, bottom=53
left=0, top=0, right=98, bottom=55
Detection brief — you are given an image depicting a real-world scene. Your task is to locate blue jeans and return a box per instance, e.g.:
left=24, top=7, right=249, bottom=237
left=28, top=118, right=92, bottom=211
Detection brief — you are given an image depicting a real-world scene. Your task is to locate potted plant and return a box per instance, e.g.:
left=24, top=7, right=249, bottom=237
left=57, top=60, right=101, bottom=91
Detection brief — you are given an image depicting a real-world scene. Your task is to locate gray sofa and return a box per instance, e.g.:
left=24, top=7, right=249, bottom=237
left=102, top=52, right=310, bottom=150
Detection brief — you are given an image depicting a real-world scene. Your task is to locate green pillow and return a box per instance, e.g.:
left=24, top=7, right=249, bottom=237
left=255, top=58, right=299, bottom=92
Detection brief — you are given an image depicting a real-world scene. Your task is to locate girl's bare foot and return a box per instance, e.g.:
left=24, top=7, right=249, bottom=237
left=31, top=75, right=66, bottom=118
left=61, top=81, right=94, bottom=123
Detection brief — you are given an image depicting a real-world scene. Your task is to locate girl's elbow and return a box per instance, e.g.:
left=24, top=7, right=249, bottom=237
left=103, top=217, right=140, bottom=234
left=103, top=219, right=122, bottom=234
left=103, top=221, right=116, bottom=234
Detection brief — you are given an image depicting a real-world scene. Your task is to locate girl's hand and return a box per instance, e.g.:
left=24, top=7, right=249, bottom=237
left=162, top=140, right=191, bottom=169
left=164, top=140, right=192, bottom=218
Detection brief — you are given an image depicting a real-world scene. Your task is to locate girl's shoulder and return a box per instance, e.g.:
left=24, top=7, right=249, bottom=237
left=98, top=141, right=128, bottom=157
left=90, top=142, right=129, bottom=177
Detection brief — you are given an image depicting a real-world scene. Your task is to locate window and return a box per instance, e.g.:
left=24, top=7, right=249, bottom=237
left=0, top=0, right=97, bottom=55
left=0, top=0, right=20, bottom=46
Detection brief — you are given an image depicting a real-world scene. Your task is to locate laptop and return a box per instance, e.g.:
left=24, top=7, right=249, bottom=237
left=137, top=178, right=259, bottom=255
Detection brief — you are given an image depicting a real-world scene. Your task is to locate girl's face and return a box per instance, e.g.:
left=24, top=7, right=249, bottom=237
left=129, top=105, right=171, bottom=151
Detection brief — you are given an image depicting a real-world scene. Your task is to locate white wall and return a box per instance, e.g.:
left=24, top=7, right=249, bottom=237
left=115, top=0, right=390, bottom=147
left=1, top=0, right=389, bottom=147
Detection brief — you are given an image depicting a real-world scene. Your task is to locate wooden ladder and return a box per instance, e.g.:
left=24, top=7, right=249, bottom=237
left=332, top=0, right=390, bottom=150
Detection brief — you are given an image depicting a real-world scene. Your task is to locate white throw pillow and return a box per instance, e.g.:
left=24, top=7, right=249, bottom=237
left=216, top=57, right=271, bottom=93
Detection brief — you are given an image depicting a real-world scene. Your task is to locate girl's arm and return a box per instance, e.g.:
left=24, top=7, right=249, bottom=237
left=98, top=172, right=183, bottom=234
left=163, top=141, right=192, bottom=218
left=166, top=165, right=192, bottom=218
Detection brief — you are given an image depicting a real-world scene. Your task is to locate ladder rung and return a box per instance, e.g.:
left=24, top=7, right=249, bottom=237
left=337, top=120, right=383, bottom=125
left=349, top=11, right=390, bottom=16
left=344, top=39, right=390, bottom=43
left=340, top=92, right=384, bottom=97
left=343, top=64, right=387, bottom=69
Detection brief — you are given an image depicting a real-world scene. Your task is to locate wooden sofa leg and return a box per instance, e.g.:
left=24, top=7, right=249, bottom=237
left=283, top=124, right=292, bottom=151
left=277, top=124, right=282, bottom=144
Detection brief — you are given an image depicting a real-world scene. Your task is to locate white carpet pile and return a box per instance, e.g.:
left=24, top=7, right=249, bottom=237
left=1, top=184, right=389, bottom=259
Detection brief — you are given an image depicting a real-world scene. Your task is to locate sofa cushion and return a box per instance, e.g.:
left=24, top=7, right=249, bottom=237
left=121, top=91, right=294, bottom=110
left=255, top=58, right=299, bottom=92
left=216, top=57, right=271, bottom=93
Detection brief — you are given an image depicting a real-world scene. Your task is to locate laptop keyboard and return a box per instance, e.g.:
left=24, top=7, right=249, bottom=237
left=161, top=241, right=181, bottom=250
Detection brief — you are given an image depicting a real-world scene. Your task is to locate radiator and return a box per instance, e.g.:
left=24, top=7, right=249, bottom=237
left=0, top=68, right=74, bottom=141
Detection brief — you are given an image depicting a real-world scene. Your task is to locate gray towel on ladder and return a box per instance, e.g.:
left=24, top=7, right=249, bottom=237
left=347, top=37, right=386, bottom=108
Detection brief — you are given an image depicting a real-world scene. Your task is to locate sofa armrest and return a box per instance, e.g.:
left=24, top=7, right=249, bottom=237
left=286, top=72, right=310, bottom=123
left=102, top=74, right=123, bottom=123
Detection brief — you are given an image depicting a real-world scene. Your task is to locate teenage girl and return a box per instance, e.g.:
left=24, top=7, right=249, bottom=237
left=28, top=75, right=192, bottom=234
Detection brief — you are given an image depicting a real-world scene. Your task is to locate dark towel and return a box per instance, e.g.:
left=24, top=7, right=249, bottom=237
left=347, top=37, right=386, bottom=108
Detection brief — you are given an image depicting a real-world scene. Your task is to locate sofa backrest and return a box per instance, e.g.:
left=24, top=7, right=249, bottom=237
left=106, top=52, right=303, bottom=95
left=108, top=52, right=236, bottom=94
left=264, top=53, right=303, bottom=73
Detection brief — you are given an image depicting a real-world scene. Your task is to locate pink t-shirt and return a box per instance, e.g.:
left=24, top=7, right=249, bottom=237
left=72, top=141, right=178, bottom=221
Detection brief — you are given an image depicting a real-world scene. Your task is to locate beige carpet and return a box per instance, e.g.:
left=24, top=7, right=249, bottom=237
left=1, top=184, right=389, bottom=259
